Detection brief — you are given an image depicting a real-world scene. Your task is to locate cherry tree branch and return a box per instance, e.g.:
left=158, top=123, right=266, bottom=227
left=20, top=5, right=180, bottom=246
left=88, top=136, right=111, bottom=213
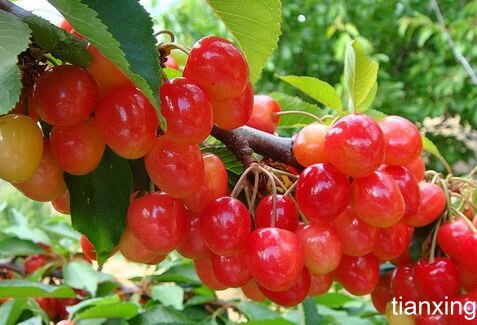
left=0, top=0, right=31, bottom=18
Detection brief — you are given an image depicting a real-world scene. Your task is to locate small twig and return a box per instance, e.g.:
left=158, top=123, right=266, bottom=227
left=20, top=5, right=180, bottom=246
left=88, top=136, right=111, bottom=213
left=0, top=0, right=31, bottom=18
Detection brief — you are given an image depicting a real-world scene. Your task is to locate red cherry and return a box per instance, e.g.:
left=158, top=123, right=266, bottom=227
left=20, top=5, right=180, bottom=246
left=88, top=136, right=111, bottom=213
left=80, top=235, right=96, bottom=261
left=459, top=233, right=477, bottom=273
left=127, top=192, right=186, bottom=254
left=295, top=223, right=342, bottom=274
left=446, top=293, right=477, bottom=325
left=241, top=279, right=266, bottom=301
left=36, top=298, right=58, bottom=320
left=184, top=36, right=249, bottom=100
left=55, top=298, right=80, bottom=320
left=176, top=211, right=210, bottom=260
left=160, top=77, right=213, bottom=144
left=258, top=268, right=311, bottom=307
left=145, top=135, right=204, bottom=198
left=458, top=263, right=477, bottom=292
left=308, top=273, right=333, bottom=297
left=437, top=218, right=472, bottom=261
left=164, top=56, right=179, bottom=70
left=391, top=249, right=412, bottom=266
left=119, top=228, right=165, bottom=264
left=255, top=194, right=298, bottom=231
left=24, top=254, right=49, bottom=274
left=391, top=264, right=424, bottom=303
left=95, top=85, right=159, bottom=159
left=8, top=94, right=39, bottom=121
left=293, top=123, right=329, bottom=167
left=332, top=205, right=377, bottom=257
left=333, top=254, right=380, bottom=296
left=199, top=197, right=251, bottom=256
left=324, top=114, right=385, bottom=177
left=247, top=227, right=304, bottom=291
left=415, top=314, right=447, bottom=325
left=371, top=273, right=393, bottom=314
left=404, top=156, right=426, bottom=181
left=351, top=171, right=405, bottom=228
left=51, top=190, right=70, bottom=215
left=295, top=163, right=351, bottom=223
left=246, top=95, right=281, bottom=134
left=379, top=115, right=422, bottom=165
left=210, top=253, right=252, bottom=288
left=182, top=153, right=228, bottom=213
left=193, top=258, right=227, bottom=290
left=372, top=223, right=411, bottom=261
left=413, top=257, right=460, bottom=301
left=211, top=82, right=253, bottom=130
left=406, top=183, right=446, bottom=227
left=33, top=65, right=98, bottom=126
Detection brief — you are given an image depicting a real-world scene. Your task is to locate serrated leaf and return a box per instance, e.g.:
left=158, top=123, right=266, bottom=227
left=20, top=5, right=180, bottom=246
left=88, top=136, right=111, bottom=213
left=356, top=82, right=378, bottom=112
left=63, top=260, right=99, bottom=296
left=151, top=284, right=184, bottom=310
left=344, top=41, right=378, bottom=110
left=278, top=76, right=343, bottom=112
left=0, top=280, right=75, bottom=298
left=0, top=299, right=27, bottom=325
left=129, top=305, right=193, bottom=325
left=208, top=0, right=281, bottom=84
left=0, top=11, right=31, bottom=115
left=76, top=302, right=139, bottom=320
left=202, top=145, right=244, bottom=175
left=65, top=148, right=133, bottom=265
left=0, top=237, right=44, bottom=257
left=48, top=0, right=161, bottom=111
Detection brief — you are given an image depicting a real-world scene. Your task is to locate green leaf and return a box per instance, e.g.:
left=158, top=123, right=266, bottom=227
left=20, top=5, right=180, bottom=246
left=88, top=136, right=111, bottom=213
left=237, top=302, right=281, bottom=321
left=344, top=41, right=379, bottom=110
left=366, top=109, right=387, bottom=121
left=0, top=237, right=44, bottom=257
left=278, top=76, right=343, bottom=112
left=75, top=302, right=139, bottom=320
left=23, top=16, right=91, bottom=67
left=17, top=315, right=43, bottom=325
left=301, top=297, right=321, bottom=325
left=244, top=320, right=295, bottom=325
left=208, top=0, right=282, bottom=84
left=314, top=292, right=357, bottom=308
left=67, top=295, right=120, bottom=316
left=356, top=82, right=378, bottom=112
left=202, top=145, right=244, bottom=175
left=136, top=263, right=201, bottom=285
left=65, top=148, right=133, bottom=265
left=48, top=0, right=161, bottom=111
left=151, top=284, right=184, bottom=310
left=422, top=135, right=452, bottom=174
left=0, top=11, right=31, bottom=115
left=129, top=305, right=193, bottom=325
left=0, top=280, right=75, bottom=298
left=63, top=260, right=99, bottom=296
left=0, top=299, right=27, bottom=325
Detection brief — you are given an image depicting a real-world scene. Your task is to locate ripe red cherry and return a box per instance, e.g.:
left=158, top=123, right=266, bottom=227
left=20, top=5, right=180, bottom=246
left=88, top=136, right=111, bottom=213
left=351, top=171, right=405, bottom=228
left=258, top=268, right=311, bottom=307
left=406, top=183, right=446, bottom=227
left=119, top=228, right=165, bottom=264
left=164, top=56, right=179, bottom=70
left=24, top=254, right=49, bottom=274
left=50, top=119, right=105, bottom=176
left=182, top=153, right=228, bottom=213
left=184, top=36, right=249, bottom=100
left=293, top=123, right=329, bottom=167
left=210, top=253, right=252, bottom=288
left=379, top=115, right=422, bottom=166
left=145, top=136, right=204, bottom=198
left=324, top=114, right=385, bottom=177
left=95, top=85, right=159, bottom=159
left=211, top=82, right=253, bottom=130
left=415, top=314, right=447, bottom=325
left=308, top=273, right=333, bottom=297
left=246, top=95, right=281, bottom=134
left=333, top=254, right=380, bottom=296
left=160, top=77, right=213, bottom=144
left=255, top=194, right=298, bottom=231
left=404, top=156, right=426, bottom=181
left=459, top=233, right=477, bottom=273
left=241, top=279, right=266, bottom=301
left=458, top=263, right=477, bottom=292
left=127, top=192, right=186, bottom=254
left=81, top=235, right=96, bottom=261
left=371, top=273, right=393, bottom=314
left=33, top=65, right=98, bottom=126
left=295, top=223, right=342, bottom=274
left=413, top=257, right=460, bottom=301
left=332, top=205, right=377, bottom=256
left=193, top=258, right=227, bottom=290
left=379, top=165, right=420, bottom=219
left=437, top=218, right=472, bottom=261
left=8, top=94, right=39, bottom=121
left=176, top=211, right=209, bottom=260
left=391, top=264, right=423, bottom=303
left=295, top=163, right=351, bottom=223
left=247, top=227, right=304, bottom=291
left=52, top=190, right=70, bottom=214
left=37, top=298, right=58, bottom=320
left=446, top=293, right=477, bottom=325
left=372, top=223, right=410, bottom=261
left=199, top=197, right=251, bottom=256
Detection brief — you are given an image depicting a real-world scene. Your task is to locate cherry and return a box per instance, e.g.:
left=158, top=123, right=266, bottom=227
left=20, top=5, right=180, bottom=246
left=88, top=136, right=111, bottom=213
left=391, top=264, right=423, bottom=303
left=332, top=205, right=377, bottom=257
left=459, top=233, right=477, bottom=273
left=210, top=253, right=252, bottom=288
left=333, top=254, right=380, bottom=296
left=164, top=56, right=179, bottom=70
left=55, top=298, right=80, bottom=320
left=406, top=183, right=446, bottom=227
left=37, top=298, right=58, bottom=320
left=437, top=218, right=472, bottom=261
left=59, top=18, right=82, bottom=38
left=193, top=258, right=227, bottom=290
left=413, top=257, right=459, bottom=301
left=308, top=273, right=333, bottom=297
left=246, top=95, right=281, bottom=134
left=0, top=114, right=44, bottom=183
left=14, top=141, right=67, bottom=202
left=119, top=228, right=165, bottom=264
left=24, top=254, right=49, bottom=274
left=176, top=211, right=210, bottom=260
left=184, top=36, right=249, bottom=100
left=404, top=156, right=426, bottom=181
left=127, top=192, right=186, bottom=254
left=295, top=163, right=351, bottom=223
left=324, top=114, right=385, bottom=177
left=372, top=223, right=411, bottom=261
left=160, top=77, right=213, bottom=144
left=446, top=293, right=477, bottom=325
left=80, top=235, right=96, bottom=261
left=385, top=304, right=417, bottom=324
left=8, top=94, right=39, bottom=121
left=458, top=263, right=477, bottom=292
left=292, top=123, right=328, bottom=167
left=415, top=314, right=446, bottom=325
left=371, top=273, right=393, bottom=314
left=255, top=194, right=298, bottom=231
left=182, top=153, right=228, bottom=213
left=295, top=223, right=342, bottom=274
left=211, top=82, right=253, bottom=130
left=241, top=279, right=266, bottom=301
left=199, top=197, right=251, bottom=256
left=50, top=119, right=105, bottom=176
left=51, top=191, right=70, bottom=214
left=258, top=268, right=311, bottom=307
left=145, top=135, right=204, bottom=198
left=247, top=227, right=304, bottom=291
left=379, top=165, right=420, bottom=219
left=95, top=85, right=158, bottom=159
left=379, top=115, right=422, bottom=165
left=33, top=65, right=98, bottom=126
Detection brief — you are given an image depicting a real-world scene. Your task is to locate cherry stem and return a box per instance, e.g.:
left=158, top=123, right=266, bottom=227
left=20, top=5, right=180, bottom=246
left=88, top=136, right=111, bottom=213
left=451, top=192, right=477, bottom=211
left=429, top=218, right=442, bottom=263
left=230, top=163, right=258, bottom=198
left=148, top=179, right=155, bottom=194
left=159, top=42, right=191, bottom=56
left=449, top=177, right=477, bottom=188
left=272, top=110, right=324, bottom=124
left=154, top=30, right=175, bottom=43
left=259, top=166, right=278, bottom=227
left=244, top=186, right=255, bottom=226
left=269, top=174, right=308, bottom=223
left=439, top=178, right=453, bottom=221
left=268, top=166, right=299, bottom=179
left=249, top=169, right=260, bottom=213
left=451, top=207, right=477, bottom=232
left=284, top=180, right=298, bottom=196
left=469, top=166, right=477, bottom=178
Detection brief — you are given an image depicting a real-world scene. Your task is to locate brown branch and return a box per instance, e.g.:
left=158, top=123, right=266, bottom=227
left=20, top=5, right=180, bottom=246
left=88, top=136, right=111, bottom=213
left=0, top=0, right=31, bottom=18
